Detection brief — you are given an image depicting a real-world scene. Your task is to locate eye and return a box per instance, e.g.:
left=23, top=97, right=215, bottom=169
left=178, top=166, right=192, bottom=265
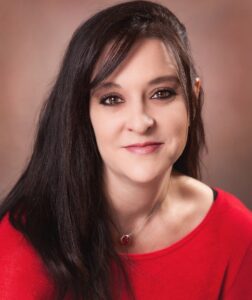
left=151, top=88, right=176, bottom=99
left=99, top=94, right=124, bottom=106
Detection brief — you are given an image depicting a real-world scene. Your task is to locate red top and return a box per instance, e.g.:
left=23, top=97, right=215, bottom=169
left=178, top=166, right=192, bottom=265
left=0, top=188, right=252, bottom=299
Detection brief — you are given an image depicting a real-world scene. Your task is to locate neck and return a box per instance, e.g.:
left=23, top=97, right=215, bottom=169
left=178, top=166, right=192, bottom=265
left=104, top=168, right=173, bottom=239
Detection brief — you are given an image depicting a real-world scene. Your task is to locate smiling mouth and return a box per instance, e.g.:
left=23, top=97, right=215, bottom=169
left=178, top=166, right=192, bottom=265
left=124, top=143, right=163, bottom=154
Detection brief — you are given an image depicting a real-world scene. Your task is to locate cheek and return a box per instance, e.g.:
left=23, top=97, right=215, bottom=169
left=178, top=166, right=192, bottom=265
left=90, top=109, right=119, bottom=155
left=174, top=116, right=189, bottom=147
left=163, top=104, right=189, bottom=154
left=164, top=102, right=189, bottom=137
left=175, top=116, right=189, bottom=138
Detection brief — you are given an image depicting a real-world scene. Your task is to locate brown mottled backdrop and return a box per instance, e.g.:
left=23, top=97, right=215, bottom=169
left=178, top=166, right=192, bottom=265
left=0, top=0, right=252, bottom=208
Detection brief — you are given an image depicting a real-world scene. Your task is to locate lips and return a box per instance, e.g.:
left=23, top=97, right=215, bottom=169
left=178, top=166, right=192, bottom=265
left=125, top=141, right=163, bottom=147
left=124, top=142, right=163, bottom=154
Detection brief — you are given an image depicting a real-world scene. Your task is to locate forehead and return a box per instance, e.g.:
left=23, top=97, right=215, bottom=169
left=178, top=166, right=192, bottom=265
left=92, top=38, right=178, bottom=85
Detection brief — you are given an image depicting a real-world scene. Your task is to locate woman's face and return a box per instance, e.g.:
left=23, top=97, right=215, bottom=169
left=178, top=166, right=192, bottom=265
left=90, top=38, right=189, bottom=184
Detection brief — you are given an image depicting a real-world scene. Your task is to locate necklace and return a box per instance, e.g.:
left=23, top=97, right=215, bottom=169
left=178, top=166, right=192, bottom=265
left=113, top=195, right=166, bottom=247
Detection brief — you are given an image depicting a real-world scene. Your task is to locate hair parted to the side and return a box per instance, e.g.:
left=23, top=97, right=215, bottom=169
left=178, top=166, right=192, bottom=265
left=0, top=1, right=205, bottom=299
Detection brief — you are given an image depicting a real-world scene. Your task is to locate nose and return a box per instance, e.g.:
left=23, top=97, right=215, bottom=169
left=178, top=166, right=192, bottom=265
left=126, top=108, right=155, bottom=134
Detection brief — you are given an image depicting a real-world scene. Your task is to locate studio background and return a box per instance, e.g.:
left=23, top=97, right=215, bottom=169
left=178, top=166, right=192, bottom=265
left=0, top=0, right=252, bottom=208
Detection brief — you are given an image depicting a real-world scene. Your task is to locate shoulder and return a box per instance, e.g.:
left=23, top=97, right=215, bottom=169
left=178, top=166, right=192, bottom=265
left=214, top=188, right=252, bottom=241
left=215, top=187, right=252, bottom=218
left=171, top=171, right=214, bottom=205
left=0, top=214, right=55, bottom=299
left=171, top=172, right=252, bottom=241
left=0, top=213, right=37, bottom=261
left=213, top=190, right=252, bottom=298
left=170, top=172, right=215, bottom=225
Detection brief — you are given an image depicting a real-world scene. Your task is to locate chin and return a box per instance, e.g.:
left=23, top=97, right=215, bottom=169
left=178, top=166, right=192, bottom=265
left=122, top=166, right=168, bottom=185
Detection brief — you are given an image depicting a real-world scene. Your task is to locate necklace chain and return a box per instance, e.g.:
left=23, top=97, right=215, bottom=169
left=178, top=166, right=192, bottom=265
left=110, top=176, right=171, bottom=247
left=113, top=194, right=166, bottom=246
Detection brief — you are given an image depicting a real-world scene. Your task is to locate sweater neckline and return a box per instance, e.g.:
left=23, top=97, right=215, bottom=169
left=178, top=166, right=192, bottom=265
left=118, top=187, right=222, bottom=261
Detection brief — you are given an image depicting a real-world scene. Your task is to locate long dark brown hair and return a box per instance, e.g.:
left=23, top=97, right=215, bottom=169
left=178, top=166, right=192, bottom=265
left=0, top=1, right=205, bottom=299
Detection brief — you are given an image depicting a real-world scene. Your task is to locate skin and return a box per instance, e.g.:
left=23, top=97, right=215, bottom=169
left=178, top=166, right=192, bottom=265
left=90, top=38, right=213, bottom=253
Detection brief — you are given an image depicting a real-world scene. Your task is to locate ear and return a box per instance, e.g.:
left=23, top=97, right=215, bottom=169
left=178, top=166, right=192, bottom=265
left=194, top=77, right=201, bottom=99
left=188, top=77, right=201, bottom=127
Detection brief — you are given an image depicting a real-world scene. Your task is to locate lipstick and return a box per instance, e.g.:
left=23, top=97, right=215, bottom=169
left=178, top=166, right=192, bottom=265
left=124, top=142, right=163, bottom=154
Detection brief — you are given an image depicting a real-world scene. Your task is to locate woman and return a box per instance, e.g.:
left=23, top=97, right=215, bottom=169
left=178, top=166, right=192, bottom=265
left=0, top=1, right=251, bottom=299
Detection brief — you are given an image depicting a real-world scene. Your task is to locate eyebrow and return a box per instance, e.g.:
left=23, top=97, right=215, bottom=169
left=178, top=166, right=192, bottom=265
left=91, top=75, right=180, bottom=94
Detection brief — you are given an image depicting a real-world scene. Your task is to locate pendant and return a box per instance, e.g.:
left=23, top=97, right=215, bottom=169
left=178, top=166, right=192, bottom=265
left=120, top=234, right=132, bottom=246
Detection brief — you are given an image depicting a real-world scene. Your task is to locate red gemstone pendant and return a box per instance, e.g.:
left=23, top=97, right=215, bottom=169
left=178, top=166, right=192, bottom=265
left=120, top=234, right=132, bottom=246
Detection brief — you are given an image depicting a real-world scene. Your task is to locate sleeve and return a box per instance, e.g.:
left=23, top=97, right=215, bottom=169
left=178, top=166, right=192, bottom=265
left=0, top=218, right=56, bottom=300
left=0, top=249, right=56, bottom=300
left=225, top=242, right=252, bottom=300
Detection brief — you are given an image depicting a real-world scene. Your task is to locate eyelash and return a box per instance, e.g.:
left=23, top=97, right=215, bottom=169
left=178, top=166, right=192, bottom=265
left=99, top=88, right=177, bottom=106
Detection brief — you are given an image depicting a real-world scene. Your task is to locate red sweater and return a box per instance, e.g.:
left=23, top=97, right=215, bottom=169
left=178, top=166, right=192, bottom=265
left=0, top=188, right=252, bottom=299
